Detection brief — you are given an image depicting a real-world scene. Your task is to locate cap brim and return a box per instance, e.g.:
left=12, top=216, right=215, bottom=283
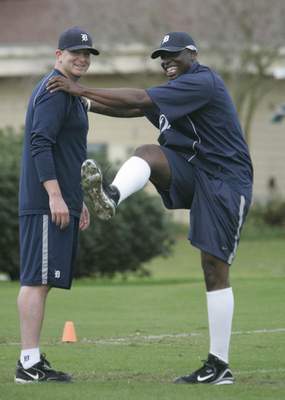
left=151, top=45, right=197, bottom=59
left=64, top=45, right=100, bottom=55
left=151, top=46, right=184, bottom=59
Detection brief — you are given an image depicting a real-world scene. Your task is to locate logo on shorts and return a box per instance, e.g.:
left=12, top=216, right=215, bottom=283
left=159, top=114, right=171, bottom=133
left=54, top=270, right=61, bottom=279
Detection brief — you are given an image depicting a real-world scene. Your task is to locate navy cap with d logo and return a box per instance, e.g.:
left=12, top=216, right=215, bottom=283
left=151, top=32, right=197, bottom=59
left=58, top=26, right=99, bottom=56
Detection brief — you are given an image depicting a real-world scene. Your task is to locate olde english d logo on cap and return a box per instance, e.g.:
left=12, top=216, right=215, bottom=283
left=81, top=33, right=88, bottom=42
left=162, top=35, right=170, bottom=44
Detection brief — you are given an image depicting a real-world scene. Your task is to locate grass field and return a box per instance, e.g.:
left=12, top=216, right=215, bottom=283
left=0, top=237, right=284, bottom=399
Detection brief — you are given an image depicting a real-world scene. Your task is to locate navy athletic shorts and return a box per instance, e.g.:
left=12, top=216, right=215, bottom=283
left=157, top=147, right=252, bottom=264
left=19, top=214, right=79, bottom=289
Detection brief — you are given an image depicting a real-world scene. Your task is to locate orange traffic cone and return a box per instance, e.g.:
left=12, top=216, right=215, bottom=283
left=62, top=321, right=77, bottom=343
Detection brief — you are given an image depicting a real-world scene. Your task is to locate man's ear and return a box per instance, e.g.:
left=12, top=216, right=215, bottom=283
left=186, top=48, right=197, bottom=62
left=55, top=49, right=63, bottom=60
left=190, top=51, right=197, bottom=62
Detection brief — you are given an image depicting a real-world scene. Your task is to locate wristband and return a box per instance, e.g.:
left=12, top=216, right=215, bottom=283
left=84, top=97, right=91, bottom=112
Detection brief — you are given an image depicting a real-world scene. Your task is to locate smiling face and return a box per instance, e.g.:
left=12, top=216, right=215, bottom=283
left=160, top=49, right=196, bottom=80
left=55, top=49, right=91, bottom=80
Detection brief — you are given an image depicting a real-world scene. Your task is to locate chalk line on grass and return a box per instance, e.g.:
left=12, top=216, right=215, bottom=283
left=4, top=327, right=285, bottom=346
left=81, top=327, right=285, bottom=345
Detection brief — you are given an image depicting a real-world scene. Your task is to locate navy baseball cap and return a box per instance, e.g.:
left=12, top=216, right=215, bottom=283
left=151, top=32, right=197, bottom=59
left=58, top=26, right=99, bottom=55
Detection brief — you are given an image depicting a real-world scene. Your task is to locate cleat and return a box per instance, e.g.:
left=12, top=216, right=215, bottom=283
left=15, top=353, right=72, bottom=384
left=174, top=353, right=234, bottom=385
left=81, top=159, right=119, bottom=220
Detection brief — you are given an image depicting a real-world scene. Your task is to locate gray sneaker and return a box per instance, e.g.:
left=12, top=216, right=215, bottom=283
left=81, top=159, right=119, bottom=220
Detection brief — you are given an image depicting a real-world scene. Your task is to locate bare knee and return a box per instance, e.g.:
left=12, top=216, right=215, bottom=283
left=134, top=144, right=160, bottom=167
left=18, top=285, right=51, bottom=305
left=134, top=144, right=171, bottom=189
left=201, top=252, right=230, bottom=291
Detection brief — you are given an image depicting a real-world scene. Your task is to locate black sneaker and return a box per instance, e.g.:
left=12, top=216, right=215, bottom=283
left=174, top=354, right=234, bottom=385
left=81, top=159, right=120, bottom=220
left=14, top=354, right=72, bottom=384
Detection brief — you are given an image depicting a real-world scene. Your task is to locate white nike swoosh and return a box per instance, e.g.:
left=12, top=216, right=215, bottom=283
left=24, top=371, right=39, bottom=380
left=197, top=373, right=214, bottom=382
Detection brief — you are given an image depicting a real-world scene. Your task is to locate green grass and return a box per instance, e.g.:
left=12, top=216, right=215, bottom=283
left=0, top=237, right=285, bottom=399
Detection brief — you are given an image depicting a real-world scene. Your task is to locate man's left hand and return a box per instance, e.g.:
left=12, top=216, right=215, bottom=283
left=46, top=76, right=83, bottom=96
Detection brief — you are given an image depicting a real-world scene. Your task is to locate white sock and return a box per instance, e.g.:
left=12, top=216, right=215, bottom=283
left=20, top=347, right=41, bottom=369
left=111, top=156, right=151, bottom=204
left=206, top=287, right=234, bottom=364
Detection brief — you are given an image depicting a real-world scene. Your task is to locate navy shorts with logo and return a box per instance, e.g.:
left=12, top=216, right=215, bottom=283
left=19, top=214, right=79, bottom=289
left=157, top=147, right=252, bottom=264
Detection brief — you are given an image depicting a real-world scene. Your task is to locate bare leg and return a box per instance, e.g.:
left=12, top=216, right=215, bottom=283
left=134, top=144, right=171, bottom=190
left=173, top=253, right=235, bottom=384
left=81, top=144, right=172, bottom=220
left=17, top=285, right=50, bottom=349
left=201, top=252, right=230, bottom=291
left=110, top=144, right=171, bottom=204
left=15, top=285, right=72, bottom=382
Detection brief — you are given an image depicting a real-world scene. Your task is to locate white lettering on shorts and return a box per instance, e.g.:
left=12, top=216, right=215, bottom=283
left=54, top=270, right=61, bottom=279
left=159, top=114, right=171, bottom=133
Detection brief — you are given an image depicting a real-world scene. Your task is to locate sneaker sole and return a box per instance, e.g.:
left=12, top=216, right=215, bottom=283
left=173, top=371, right=235, bottom=385
left=15, top=376, right=72, bottom=384
left=214, top=378, right=234, bottom=385
left=212, top=368, right=234, bottom=385
left=81, top=159, right=116, bottom=221
left=15, top=377, right=37, bottom=384
left=174, top=378, right=234, bottom=385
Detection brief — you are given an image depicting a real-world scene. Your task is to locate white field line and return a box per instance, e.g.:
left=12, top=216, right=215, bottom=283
left=232, top=328, right=285, bottom=335
left=4, top=327, right=285, bottom=347
left=80, top=327, right=285, bottom=346
left=236, top=368, right=285, bottom=375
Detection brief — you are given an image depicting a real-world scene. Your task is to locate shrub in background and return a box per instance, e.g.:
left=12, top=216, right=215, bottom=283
left=0, top=128, right=175, bottom=280
left=77, top=190, right=175, bottom=278
left=263, top=200, right=285, bottom=226
left=0, top=128, right=23, bottom=279
left=242, top=200, right=285, bottom=239
left=248, top=201, right=285, bottom=227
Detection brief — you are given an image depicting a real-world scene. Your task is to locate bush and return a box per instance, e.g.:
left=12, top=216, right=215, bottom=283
left=0, top=128, right=23, bottom=280
left=262, top=200, right=285, bottom=226
left=242, top=200, right=285, bottom=239
left=77, top=150, right=175, bottom=278
left=77, top=190, right=175, bottom=278
left=249, top=200, right=285, bottom=227
left=0, top=128, right=175, bottom=280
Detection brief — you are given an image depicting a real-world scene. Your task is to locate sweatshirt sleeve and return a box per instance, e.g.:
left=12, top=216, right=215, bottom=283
left=30, top=90, right=70, bottom=182
left=146, top=70, right=214, bottom=122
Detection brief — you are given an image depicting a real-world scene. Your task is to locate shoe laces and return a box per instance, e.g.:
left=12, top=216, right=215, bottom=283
left=93, top=163, right=119, bottom=205
left=40, top=353, right=67, bottom=375
left=40, top=353, right=52, bottom=370
left=196, top=359, right=215, bottom=375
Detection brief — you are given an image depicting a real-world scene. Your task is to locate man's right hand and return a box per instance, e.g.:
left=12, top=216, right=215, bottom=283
left=49, top=193, right=70, bottom=229
left=43, top=180, right=70, bottom=229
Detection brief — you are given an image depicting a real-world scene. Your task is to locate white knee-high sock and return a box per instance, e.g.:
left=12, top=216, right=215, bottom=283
left=111, top=156, right=151, bottom=204
left=206, top=287, right=234, bottom=364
